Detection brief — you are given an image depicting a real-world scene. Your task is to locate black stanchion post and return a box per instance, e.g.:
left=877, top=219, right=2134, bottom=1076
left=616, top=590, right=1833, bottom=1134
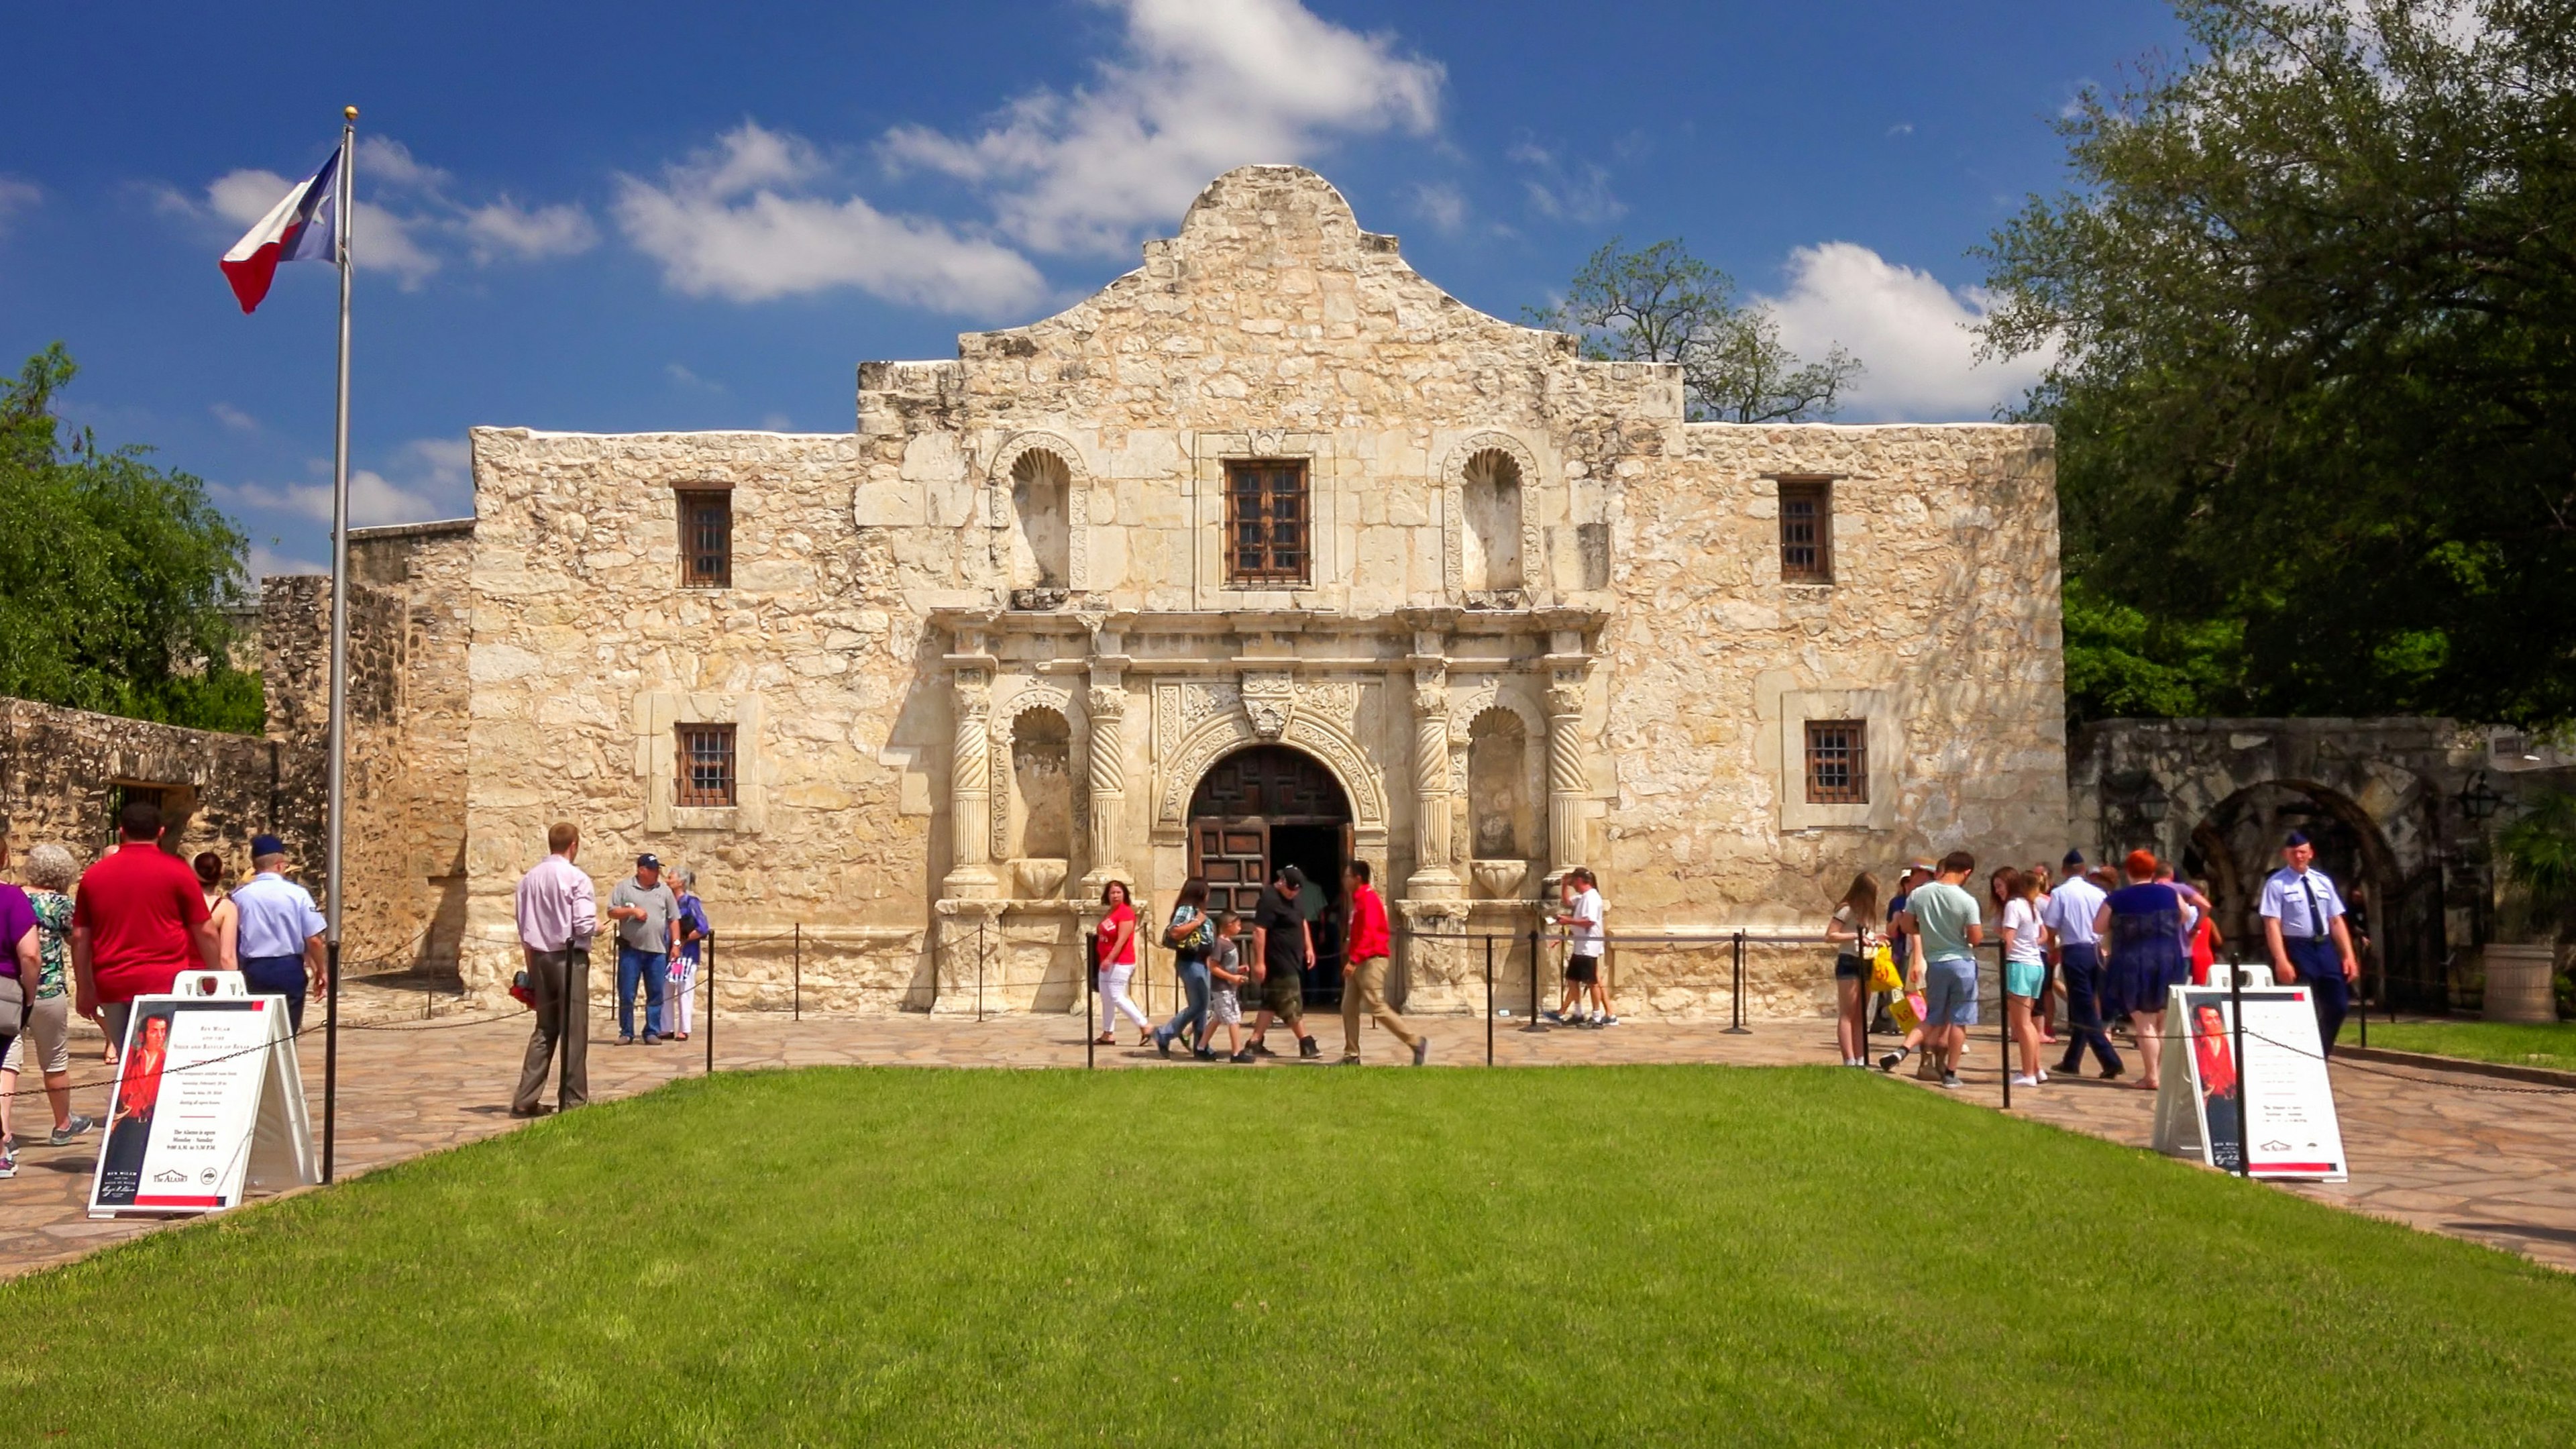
left=1485, top=934, right=1495, bottom=1067
left=557, top=928, right=578, bottom=1110
left=2230, top=962, right=2249, bottom=1178
left=1724, top=930, right=1750, bottom=1034
left=1999, top=938, right=2011, bottom=1111
left=1086, top=932, right=1097, bottom=1071
left=1526, top=926, right=1540, bottom=1027
left=792, top=923, right=802, bottom=1022
left=704, top=933, right=715, bottom=1075
left=976, top=915, right=985, bottom=1024
left=322, top=939, right=340, bottom=1183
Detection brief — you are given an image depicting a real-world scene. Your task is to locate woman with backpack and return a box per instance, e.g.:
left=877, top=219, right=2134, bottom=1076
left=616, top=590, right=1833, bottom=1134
left=1150, top=877, right=1215, bottom=1059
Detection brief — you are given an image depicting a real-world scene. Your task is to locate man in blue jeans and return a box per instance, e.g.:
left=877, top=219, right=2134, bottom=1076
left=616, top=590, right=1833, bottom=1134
left=605, top=854, right=678, bottom=1045
left=1885, top=851, right=1984, bottom=1088
left=2041, top=849, right=2121, bottom=1079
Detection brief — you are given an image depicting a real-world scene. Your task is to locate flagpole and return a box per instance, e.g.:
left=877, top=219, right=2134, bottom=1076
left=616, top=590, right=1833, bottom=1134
left=322, top=103, right=356, bottom=1187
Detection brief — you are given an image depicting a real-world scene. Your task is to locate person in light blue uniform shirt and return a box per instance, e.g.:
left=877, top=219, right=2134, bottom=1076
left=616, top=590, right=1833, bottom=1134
left=2259, top=831, right=2361, bottom=1055
left=2041, top=849, right=2121, bottom=1079
left=229, top=834, right=328, bottom=1034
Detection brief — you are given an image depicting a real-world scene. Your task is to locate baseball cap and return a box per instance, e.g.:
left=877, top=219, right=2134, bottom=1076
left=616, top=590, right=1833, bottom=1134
left=637, top=853, right=663, bottom=870
left=2061, top=849, right=2085, bottom=868
left=250, top=833, right=286, bottom=857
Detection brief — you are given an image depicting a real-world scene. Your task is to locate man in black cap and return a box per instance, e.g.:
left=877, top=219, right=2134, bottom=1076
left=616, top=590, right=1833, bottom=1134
left=1244, top=862, right=1322, bottom=1060
left=605, top=853, right=678, bottom=1044
left=2259, top=832, right=2361, bottom=1053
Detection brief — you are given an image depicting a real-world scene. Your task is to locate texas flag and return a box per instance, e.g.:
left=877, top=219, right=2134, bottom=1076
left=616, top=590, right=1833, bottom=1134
left=219, top=149, right=340, bottom=314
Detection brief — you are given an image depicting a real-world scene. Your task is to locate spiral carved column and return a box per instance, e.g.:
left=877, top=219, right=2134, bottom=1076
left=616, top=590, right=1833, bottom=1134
left=943, top=664, right=1002, bottom=899
left=1409, top=667, right=1460, bottom=898
left=1545, top=679, right=1589, bottom=883
left=1083, top=682, right=1126, bottom=892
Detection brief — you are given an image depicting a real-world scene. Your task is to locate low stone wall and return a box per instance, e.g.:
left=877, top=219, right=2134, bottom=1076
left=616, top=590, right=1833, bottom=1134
left=0, top=696, right=307, bottom=881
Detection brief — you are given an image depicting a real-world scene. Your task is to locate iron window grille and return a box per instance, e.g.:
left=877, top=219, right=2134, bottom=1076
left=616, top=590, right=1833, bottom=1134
left=679, top=490, right=732, bottom=588
left=1805, top=720, right=1867, bottom=804
left=1225, top=460, right=1308, bottom=586
left=1779, top=480, right=1832, bottom=583
left=677, top=724, right=737, bottom=807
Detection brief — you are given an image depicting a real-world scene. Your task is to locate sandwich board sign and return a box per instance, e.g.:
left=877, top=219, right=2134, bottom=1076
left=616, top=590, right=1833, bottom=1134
left=89, top=971, right=319, bottom=1218
left=2151, top=979, right=2347, bottom=1181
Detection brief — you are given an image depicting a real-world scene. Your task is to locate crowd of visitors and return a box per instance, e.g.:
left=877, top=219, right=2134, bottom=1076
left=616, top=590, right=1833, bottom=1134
left=1835, top=830, right=2367, bottom=1088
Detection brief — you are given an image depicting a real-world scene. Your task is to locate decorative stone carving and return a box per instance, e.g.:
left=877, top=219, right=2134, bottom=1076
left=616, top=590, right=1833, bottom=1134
left=945, top=664, right=1001, bottom=898
left=1442, top=431, right=1548, bottom=607
left=1157, top=695, right=1390, bottom=832
left=1470, top=859, right=1529, bottom=900
left=1012, top=857, right=1069, bottom=899
left=1242, top=670, right=1293, bottom=741
left=1083, top=664, right=1127, bottom=890
left=1409, top=662, right=1460, bottom=898
left=1544, top=668, right=1588, bottom=875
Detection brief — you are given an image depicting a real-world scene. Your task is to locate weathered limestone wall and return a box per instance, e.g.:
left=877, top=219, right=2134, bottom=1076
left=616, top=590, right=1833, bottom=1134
left=264, top=520, right=475, bottom=977
left=0, top=696, right=297, bottom=881
left=449, top=166, right=2068, bottom=1020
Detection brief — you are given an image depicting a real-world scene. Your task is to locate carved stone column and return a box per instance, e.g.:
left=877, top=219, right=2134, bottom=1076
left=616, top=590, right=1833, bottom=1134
left=1544, top=665, right=1590, bottom=885
left=943, top=635, right=1002, bottom=900
left=1081, top=640, right=1128, bottom=894
left=1409, top=658, right=1460, bottom=900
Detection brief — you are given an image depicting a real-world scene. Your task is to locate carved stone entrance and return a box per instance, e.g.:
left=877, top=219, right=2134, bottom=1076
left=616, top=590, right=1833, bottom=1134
left=1188, top=745, right=1353, bottom=1003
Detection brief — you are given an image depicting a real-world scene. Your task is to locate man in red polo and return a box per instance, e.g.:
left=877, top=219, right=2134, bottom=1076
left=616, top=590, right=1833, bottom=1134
left=72, top=800, right=219, bottom=1053
left=1336, top=859, right=1426, bottom=1066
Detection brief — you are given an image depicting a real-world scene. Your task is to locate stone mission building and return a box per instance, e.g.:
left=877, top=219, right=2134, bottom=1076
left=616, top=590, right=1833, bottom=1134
left=347, top=165, right=2065, bottom=1018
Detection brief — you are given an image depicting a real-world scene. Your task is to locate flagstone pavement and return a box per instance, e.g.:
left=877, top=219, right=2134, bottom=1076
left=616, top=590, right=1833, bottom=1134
left=3, top=991, right=2571, bottom=1282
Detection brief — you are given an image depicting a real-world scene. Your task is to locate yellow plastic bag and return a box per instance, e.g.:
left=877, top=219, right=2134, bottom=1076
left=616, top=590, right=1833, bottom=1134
left=1866, top=943, right=1901, bottom=995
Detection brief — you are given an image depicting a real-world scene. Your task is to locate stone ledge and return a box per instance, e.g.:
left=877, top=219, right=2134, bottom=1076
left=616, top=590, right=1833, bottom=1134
left=2336, top=1044, right=2576, bottom=1090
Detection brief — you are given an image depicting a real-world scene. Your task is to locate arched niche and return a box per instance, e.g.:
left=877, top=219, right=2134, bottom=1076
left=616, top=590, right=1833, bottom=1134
left=1461, top=448, right=1525, bottom=595
left=987, top=431, right=1091, bottom=604
left=1465, top=706, right=1534, bottom=859
left=1008, top=706, right=1073, bottom=863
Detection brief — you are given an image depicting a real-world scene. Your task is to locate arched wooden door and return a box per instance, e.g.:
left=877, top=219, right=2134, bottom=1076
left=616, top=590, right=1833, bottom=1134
left=1187, top=746, right=1354, bottom=1002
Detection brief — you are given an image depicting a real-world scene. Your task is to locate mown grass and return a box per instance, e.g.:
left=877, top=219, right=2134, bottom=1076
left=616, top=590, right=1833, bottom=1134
left=3, top=1066, right=2571, bottom=1446
left=2367, top=1019, right=2576, bottom=1071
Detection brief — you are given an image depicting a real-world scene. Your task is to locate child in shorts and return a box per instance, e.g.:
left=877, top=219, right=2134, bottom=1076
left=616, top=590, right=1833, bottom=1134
left=1205, top=912, right=1248, bottom=1063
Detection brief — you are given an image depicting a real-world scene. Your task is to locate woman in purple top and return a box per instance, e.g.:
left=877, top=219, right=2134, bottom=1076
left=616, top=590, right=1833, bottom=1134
left=2094, top=849, right=2189, bottom=1090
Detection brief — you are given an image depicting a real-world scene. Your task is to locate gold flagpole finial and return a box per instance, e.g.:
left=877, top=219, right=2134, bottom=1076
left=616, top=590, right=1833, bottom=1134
left=344, top=105, right=359, bottom=122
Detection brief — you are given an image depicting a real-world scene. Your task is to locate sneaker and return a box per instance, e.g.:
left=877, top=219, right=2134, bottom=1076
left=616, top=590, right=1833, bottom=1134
left=1877, top=1051, right=1907, bottom=1073
left=1192, top=1048, right=1217, bottom=1062
left=1542, top=1010, right=1566, bottom=1024
left=1230, top=1049, right=1256, bottom=1064
left=0, top=1134, right=12, bottom=1154
left=615, top=1036, right=635, bottom=1046
left=2009, top=1073, right=2041, bottom=1087
left=1412, top=1038, right=1430, bottom=1067
left=1152, top=1029, right=1173, bottom=1058
left=0, top=1150, right=14, bottom=1178
left=1297, top=1036, right=1321, bottom=1059
left=642, top=1032, right=662, bottom=1046
left=1940, top=1073, right=1962, bottom=1089
left=1249, top=1038, right=1278, bottom=1058
left=1598, top=1014, right=1619, bottom=1027
left=48, top=1116, right=95, bottom=1146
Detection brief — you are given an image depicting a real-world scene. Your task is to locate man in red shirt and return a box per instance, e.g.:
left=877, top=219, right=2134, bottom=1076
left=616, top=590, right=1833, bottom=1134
left=1336, top=859, right=1426, bottom=1066
left=72, top=800, right=219, bottom=1053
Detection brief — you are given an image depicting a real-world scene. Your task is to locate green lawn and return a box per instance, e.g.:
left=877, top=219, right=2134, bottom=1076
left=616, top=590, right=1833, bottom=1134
left=5, top=1067, right=2573, bottom=1446
left=2366, top=1019, right=2576, bottom=1071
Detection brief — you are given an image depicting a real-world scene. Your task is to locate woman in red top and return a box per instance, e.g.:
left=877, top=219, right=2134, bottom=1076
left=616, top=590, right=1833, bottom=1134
left=1093, top=881, right=1150, bottom=1047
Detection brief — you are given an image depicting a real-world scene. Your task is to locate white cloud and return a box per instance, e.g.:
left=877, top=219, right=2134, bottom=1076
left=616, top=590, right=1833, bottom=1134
left=217, top=435, right=470, bottom=529
left=665, top=362, right=725, bottom=392
left=614, top=122, right=1047, bottom=313
left=1406, top=180, right=1466, bottom=235
left=878, top=0, right=1442, bottom=256
left=1507, top=140, right=1622, bottom=225
left=1759, top=241, right=2056, bottom=421
left=459, top=197, right=599, bottom=262
left=247, top=543, right=327, bottom=578
left=210, top=402, right=260, bottom=433
left=356, top=136, right=452, bottom=195
left=0, top=176, right=40, bottom=235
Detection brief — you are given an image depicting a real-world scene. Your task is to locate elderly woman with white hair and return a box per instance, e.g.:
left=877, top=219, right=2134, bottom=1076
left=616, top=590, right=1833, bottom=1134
left=667, top=867, right=710, bottom=1042
left=1, top=843, right=93, bottom=1155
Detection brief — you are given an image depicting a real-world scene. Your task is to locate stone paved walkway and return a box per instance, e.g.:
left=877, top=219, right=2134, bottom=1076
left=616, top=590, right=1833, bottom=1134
left=4, top=1002, right=2571, bottom=1281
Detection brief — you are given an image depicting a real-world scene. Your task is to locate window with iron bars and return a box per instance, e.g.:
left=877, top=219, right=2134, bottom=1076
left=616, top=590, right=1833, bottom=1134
left=679, top=490, right=731, bottom=588
left=676, top=724, right=737, bottom=807
left=1225, top=460, right=1308, bottom=586
left=1778, top=479, right=1832, bottom=583
left=1805, top=719, right=1867, bottom=804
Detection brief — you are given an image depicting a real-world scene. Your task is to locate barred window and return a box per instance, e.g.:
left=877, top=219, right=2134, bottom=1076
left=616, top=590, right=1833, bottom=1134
left=1805, top=720, right=1867, bottom=804
left=1779, top=480, right=1831, bottom=583
left=676, top=724, right=737, bottom=807
left=1225, top=460, right=1308, bottom=586
left=679, top=490, right=731, bottom=588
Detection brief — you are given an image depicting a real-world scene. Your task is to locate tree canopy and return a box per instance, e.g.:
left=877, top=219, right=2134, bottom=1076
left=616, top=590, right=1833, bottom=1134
left=0, top=345, right=263, bottom=733
left=1983, top=0, right=2576, bottom=725
left=1531, top=238, right=1863, bottom=423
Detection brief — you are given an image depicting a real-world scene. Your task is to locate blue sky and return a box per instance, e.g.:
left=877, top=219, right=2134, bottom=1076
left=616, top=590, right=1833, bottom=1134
left=0, top=0, right=2179, bottom=574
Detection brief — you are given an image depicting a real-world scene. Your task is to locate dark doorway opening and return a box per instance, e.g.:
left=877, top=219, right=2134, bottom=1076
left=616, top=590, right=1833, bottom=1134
left=1186, top=746, right=1354, bottom=1007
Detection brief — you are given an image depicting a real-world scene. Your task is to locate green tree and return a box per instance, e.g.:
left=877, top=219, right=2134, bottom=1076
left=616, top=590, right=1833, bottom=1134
left=1530, top=238, right=1863, bottom=423
left=1982, top=0, right=2576, bottom=726
left=0, top=345, right=264, bottom=733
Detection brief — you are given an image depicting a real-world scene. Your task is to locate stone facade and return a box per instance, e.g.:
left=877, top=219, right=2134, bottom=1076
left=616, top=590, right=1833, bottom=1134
left=424, top=166, right=2063, bottom=1017
left=0, top=696, right=298, bottom=883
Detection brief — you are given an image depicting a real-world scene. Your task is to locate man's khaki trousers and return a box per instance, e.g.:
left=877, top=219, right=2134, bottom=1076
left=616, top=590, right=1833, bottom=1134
left=1340, top=955, right=1419, bottom=1060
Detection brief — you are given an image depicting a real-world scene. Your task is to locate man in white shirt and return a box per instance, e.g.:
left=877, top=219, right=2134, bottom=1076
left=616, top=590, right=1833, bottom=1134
left=228, top=834, right=327, bottom=1034
left=511, top=822, right=598, bottom=1116
left=2259, top=831, right=2361, bottom=1054
left=2040, top=849, right=2121, bottom=1079
left=1546, top=868, right=1613, bottom=1026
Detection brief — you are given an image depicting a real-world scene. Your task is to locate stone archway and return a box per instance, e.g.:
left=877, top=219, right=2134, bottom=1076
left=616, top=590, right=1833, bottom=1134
left=1187, top=744, right=1354, bottom=1006
left=2181, top=780, right=2404, bottom=977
